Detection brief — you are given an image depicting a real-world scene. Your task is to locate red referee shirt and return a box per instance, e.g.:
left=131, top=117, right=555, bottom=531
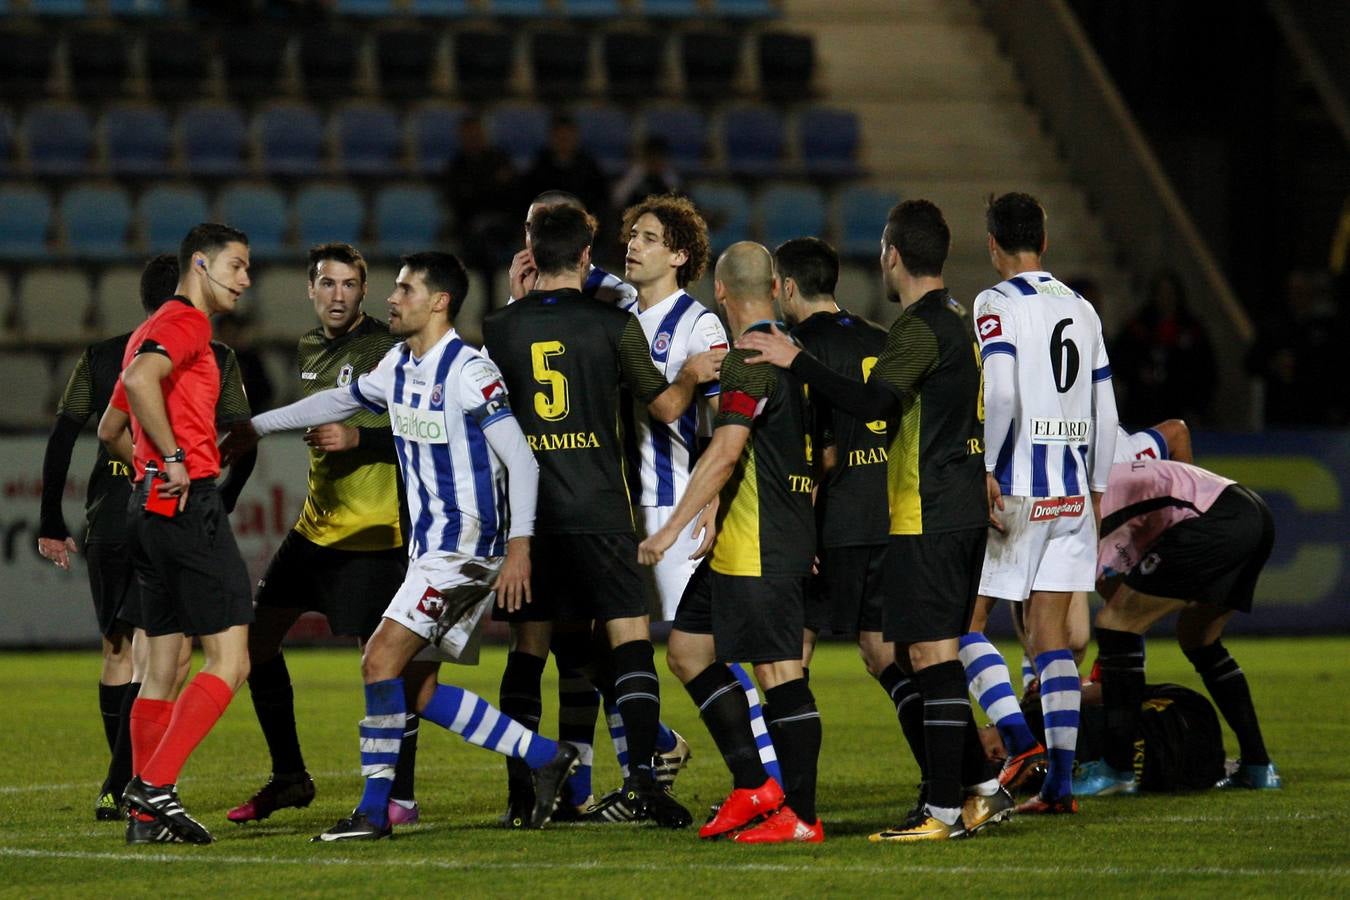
left=111, top=297, right=221, bottom=482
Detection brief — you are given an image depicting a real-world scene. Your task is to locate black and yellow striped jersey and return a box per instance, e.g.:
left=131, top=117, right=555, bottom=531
left=291, top=315, right=402, bottom=551
left=711, top=322, right=816, bottom=578
left=481, top=287, right=671, bottom=535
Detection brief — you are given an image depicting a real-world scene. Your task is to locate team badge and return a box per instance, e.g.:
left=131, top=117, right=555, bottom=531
left=431, top=383, right=444, bottom=407
left=337, top=363, right=353, bottom=387
left=653, top=331, right=672, bottom=355
left=416, top=586, right=445, bottom=619
left=977, top=315, right=1003, bottom=340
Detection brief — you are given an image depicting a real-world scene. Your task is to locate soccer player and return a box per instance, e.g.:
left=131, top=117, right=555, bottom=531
left=738, top=202, right=1009, bottom=842
left=482, top=204, right=722, bottom=828
left=40, top=254, right=252, bottom=822
left=226, top=251, right=580, bottom=841
left=972, top=192, right=1118, bottom=815
left=1074, top=457, right=1280, bottom=794
left=508, top=190, right=636, bottom=306
left=227, top=243, right=426, bottom=828
left=643, top=241, right=823, bottom=844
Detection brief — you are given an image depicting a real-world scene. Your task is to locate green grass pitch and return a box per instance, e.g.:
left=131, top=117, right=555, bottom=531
left=2, top=638, right=1346, bottom=897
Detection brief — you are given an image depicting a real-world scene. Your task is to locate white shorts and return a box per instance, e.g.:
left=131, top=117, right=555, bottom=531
left=979, top=495, right=1097, bottom=601
left=385, top=551, right=501, bottom=665
left=639, top=505, right=706, bottom=622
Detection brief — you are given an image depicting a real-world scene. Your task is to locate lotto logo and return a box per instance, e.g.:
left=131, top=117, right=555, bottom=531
left=977, top=315, right=1002, bottom=339
left=417, top=587, right=445, bottom=619
left=480, top=379, right=504, bottom=400
left=1029, top=496, right=1085, bottom=521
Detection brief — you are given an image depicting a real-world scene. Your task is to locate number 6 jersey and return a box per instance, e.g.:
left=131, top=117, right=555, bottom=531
left=974, top=271, right=1118, bottom=498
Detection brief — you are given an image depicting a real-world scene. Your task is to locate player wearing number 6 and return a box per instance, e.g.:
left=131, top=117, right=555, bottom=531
left=971, top=192, right=1119, bottom=815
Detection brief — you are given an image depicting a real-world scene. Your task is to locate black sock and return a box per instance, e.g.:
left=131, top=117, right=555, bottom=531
left=765, top=678, right=821, bottom=824
left=247, top=653, right=306, bottom=775
left=98, top=682, right=129, bottom=756
left=390, top=714, right=419, bottom=802
left=552, top=631, right=600, bottom=779
left=684, top=664, right=765, bottom=789
left=914, top=660, right=969, bottom=814
left=1185, top=641, right=1269, bottom=766
left=103, top=681, right=139, bottom=798
left=878, top=663, right=927, bottom=779
left=611, top=640, right=660, bottom=781
left=1098, top=628, right=1147, bottom=772
left=500, top=651, right=547, bottom=794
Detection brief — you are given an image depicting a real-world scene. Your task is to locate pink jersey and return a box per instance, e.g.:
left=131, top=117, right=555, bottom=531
left=1098, top=459, right=1234, bottom=578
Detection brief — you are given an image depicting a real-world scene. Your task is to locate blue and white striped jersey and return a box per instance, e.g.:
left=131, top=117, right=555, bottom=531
left=350, top=329, right=514, bottom=559
left=619, top=289, right=728, bottom=508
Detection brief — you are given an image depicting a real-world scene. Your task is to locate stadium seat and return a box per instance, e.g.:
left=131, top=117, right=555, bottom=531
left=67, top=27, right=132, bottom=99
left=144, top=25, right=210, bottom=100
left=61, top=184, right=133, bottom=259
left=220, top=29, right=288, bottom=98
left=95, top=265, right=149, bottom=333
left=139, top=184, right=210, bottom=254
left=29, top=0, right=87, bottom=15
left=179, top=102, right=248, bottom=176
left=335, top=103, right=402, bottom=176
left=563, top=0, right=622, bottom=17
left=298, top=24, right=362, bottom=100
left=756, top=184, right=826, bottom=249
left=218, top=183, right=288, bottom=260
left=102, top=105, right=171, bottom=176
left=835, top=261, right=886, bottom=321
left=603, top=30, right=665, bottom=101
left=757, top=31, right=815, bottom=101
left=0, top=354, right=56, bottom=429
left=257, top=102, right=325, bottom=176
left=335, top=0, right=395, bottom=13
left=372, top=184, right=444, bottom=258
left=375, top=29, right=441, bottom=99
left=409, top=0, right=472, bottom=14
left=255, top=269, right=319, bottom=340
left=714, top=0, right=778, bottom=18
left=489, top=102, right=550, bottom=170
left=836, top=185, right=898, bottom=259
left=409, top=102, right=465, bottom=174
left=574, top=103, right=631, bottom=176
left=680, top=30, right=742, bottom=102
left=453, top=30, right=515, bottom=98
left=295, top=184, right=365, bottom=249
left=529, top=31, right=591, bottom=101
left=799, top=106, right=861, bottom=178
left=642, top=104, right=707, bottom=175
left=722, top=104, right=785, bottom=178
left=0, top=27, right=58, bottom=100
left=16, top=268, right=95, bottom=346
left=491, top=0, right=549, bottom=14
left=689, top=182, right=751, bottom=253
left=643, top=0, right=698, bottom=16
left=0, top=185, right=52, bottom=259
left=108, top=0, right=167, bottom=13
left=24, top=103, right=93, bottom=176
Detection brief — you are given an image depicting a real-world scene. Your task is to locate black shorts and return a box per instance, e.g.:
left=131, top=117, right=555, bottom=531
left=673, top=560, right=805, bottom=664
left=84, top=540, right=138, bottom=637
left=1123, top=484, right=1273, bottom=613
left=127, top=481, right=254, bottom=638
left=882, top=527, right=985, bottom=644
left=807, top=544, right=887, bottom=636
left=255, top=530, right=407, bottom=638
left=492, top=531, right=651, bottom=624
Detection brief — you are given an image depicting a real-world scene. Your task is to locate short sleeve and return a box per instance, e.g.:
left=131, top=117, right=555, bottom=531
left=714, top=349, right=776, bottom=428
left=143, top=306, right=210, bottom=369
left=973, top=288, right=1016, bottom=362
left=56, top=350, right=94, bottom=422
left=350, top=346, right=400, bottom=413
left=110, top=377, right=129, bottom=413
left=458, top=354, right=514, bottom=428
left=618, top=316, right=671, bottom=403
left=688, top=311, right=728, bottom=397
left=872, top=313, right=939, bottom=400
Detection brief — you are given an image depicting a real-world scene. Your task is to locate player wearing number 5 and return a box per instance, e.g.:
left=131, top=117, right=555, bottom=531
left=972, top=192, right=1119, bottom=815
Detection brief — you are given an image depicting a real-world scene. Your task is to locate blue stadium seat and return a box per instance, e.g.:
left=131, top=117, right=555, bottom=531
left=0, top=185, right=52, bottom=259
left=799, top=106, right=861, bottom=178
left=24, top=103, right=93, bottom=176
left=336, top=103, right=402, bottom=175
left=179, top=103, right=247, bottom=176
left=218, top=183, right=288, bottom=259
left=689, top=182, right=750, bottom=253
left=61, top=184, right=133, bottom=259
left=722, top=104, right=785, bottom=178
left=488, top=102, right=550, bottom=170
left=373, top=184, right=444, bottom=256
left=410, top=103, right=465, bottom=174
left=490, top=0, right=550, bottom=14
left=102, top=105, right=171, bottom=176
left=574, top=103, right=631, bottom=176
left=409, top=0, right=472, bottom=15
left=139, top=185, right=210, bottom=254
left=837, top=185, right=898, bottom=258
left=642, top=104, right=707, bottom=175
left=295, top=184, right=365, bottom=249
left=714, top=0, right=778, bottom=18
left=563, top=0, right=622, bottom=16
left=334, top=0, right=395, bottom=13
left=108, top=0, right=167, bottom=14
left=643, top=0, right=698, bottom=16
left=29, top=0, right=87, bottom=14
left=257, top=102, right=325, bottom=176
left=757, top=184, right=826, bottom=248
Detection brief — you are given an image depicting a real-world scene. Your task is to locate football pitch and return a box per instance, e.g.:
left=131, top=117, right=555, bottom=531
left=2, top=637, right=1346, bottom=898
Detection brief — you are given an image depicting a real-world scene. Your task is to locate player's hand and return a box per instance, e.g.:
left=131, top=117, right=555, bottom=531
left=304, top=423, right=360, bottom=452
left=977, top=724, right=1007, bottom=764
left=219, top=420, right=260, bottom=466
left=683, top=348, right=727, bottom=384
left=37, top=536, right=77, bottom=570
left=508, top=248, right=538, bottom=301
left=638, top=527, right=677, bottom=566
left=689, top=498, right=719, bottom=560
left=495, top=537, right=532, bottom=612
left=736, top=324, right=800, bottom=369
left=985, top=472, right=1005, bottom=533
left=160, top=459, right=191, bottom=511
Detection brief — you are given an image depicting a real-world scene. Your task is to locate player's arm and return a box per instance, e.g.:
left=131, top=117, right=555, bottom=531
left=736, top=324, right=904, bottom=421
left=97, top=402, right=134, bottom=466
left=1153, top=418, right=1192, bottom=464
left=638, top=422, right=749, bottom=566
left=121, top=351, right=191, bottom=503
left=1087, top=320, right=1119, bottom=526
left=975, top=292, right=1017, bottom=530
left=619, top=317, right=724, bottom=423
left=38, top=351, right=94, bottom=566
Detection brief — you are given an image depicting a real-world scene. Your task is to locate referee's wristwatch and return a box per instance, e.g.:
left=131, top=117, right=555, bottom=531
left=162, top=447, right=186, bottom=464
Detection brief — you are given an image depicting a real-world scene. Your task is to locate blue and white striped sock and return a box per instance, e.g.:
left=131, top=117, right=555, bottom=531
left=1036, top=649, right=1081, bottom=800
left=357, top=678, right=405, bottom=827
left=421, top=684, right=558, bottom=769
left=958, top=632, right=1038, bottom=755
left=729, top=663, right=782, bottom=789
left=604, top=702, right=630, bottom=778
left=1021, top=654, right=1037, bottom=691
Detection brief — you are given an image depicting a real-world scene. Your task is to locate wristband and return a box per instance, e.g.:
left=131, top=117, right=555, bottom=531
left=162, top=447, right=186, bottom=464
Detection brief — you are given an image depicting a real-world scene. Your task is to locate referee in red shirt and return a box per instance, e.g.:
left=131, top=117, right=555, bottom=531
left=103, top=224, right=254, bottom=845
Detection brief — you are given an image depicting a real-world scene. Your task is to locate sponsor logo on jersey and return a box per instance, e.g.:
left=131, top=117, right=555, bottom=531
left=977, top=315, right=1003, bottom=339
left=653, top=331, right=672, bottom=355
left=788, top=474, right=815, bottom=493
left=848, top=447, right=889, bottom=466
left=391, top=401, right=448, bottom=444
left=416, top=586, right=445, bottom=619
left=337, top=363, right=353, bottom=387
left=480, top=379, right=504, bottom=400
left=1031, top=417, right=1091, bottom=443
left=526, top=431, right=601, bottom=451
left=301, top=371, right=318, bottom=381
left=1029, top=496, right=1085, bottom=521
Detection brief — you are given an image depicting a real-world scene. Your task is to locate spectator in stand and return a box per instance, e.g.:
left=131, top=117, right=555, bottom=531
left=1111, top=269, right=1216, bottom=426
left=612, top=136, right=682, bottom=215
left=446, top=114, right=522, bottom=302
left=526, top=115, right=611, bottom=269
left=1246, top=268, right=1343, bottom=427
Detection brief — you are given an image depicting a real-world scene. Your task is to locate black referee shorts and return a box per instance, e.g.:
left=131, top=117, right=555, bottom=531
left=127, top=481, right=253, bottom=638
left=672, top=559, right=805, bottom=664
left=882, top=527, right=986, bottom=645
left=808, top=543, right=888, bottom=636
left=255, top=530, right=407, bottom=638
left=84, top=540, right=138, bottom=638
left=492, top=531, right=652, bottom=625
left=1123, top=484, right=1274, bottom=613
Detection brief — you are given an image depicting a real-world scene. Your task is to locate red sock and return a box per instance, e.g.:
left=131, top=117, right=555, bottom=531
left=141, top=673, right=235, bottom=787
left=129, top=698, right=174, bottom=776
